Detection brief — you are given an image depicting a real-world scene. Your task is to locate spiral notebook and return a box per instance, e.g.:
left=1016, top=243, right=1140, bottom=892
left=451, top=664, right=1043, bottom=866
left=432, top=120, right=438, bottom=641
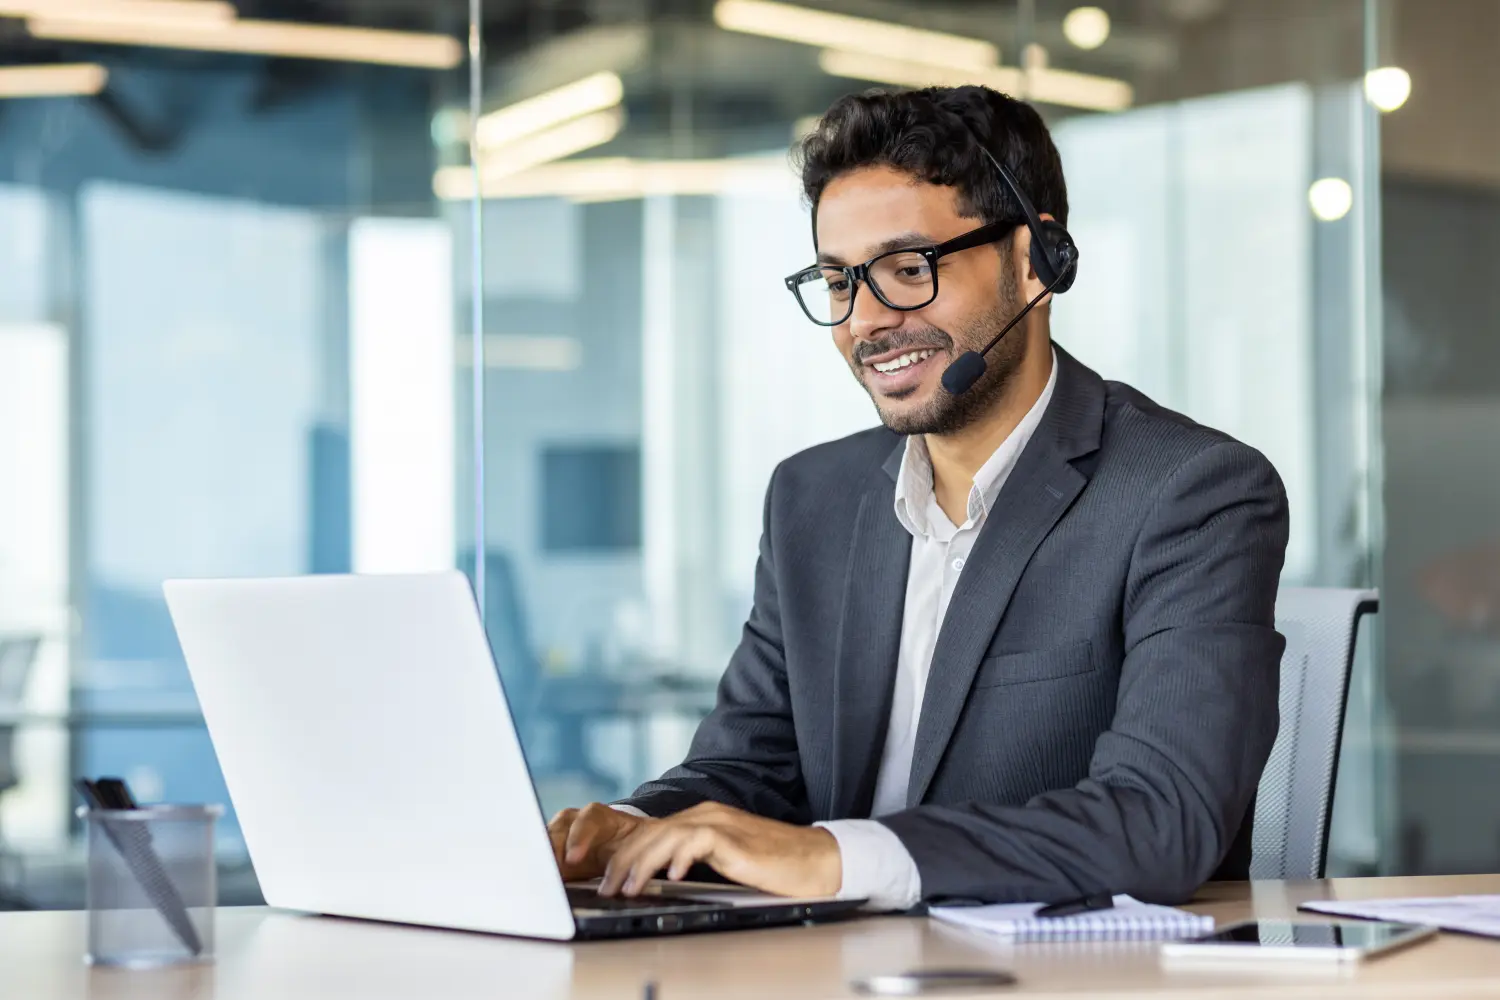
left=930, top=895, right=1214, bottom=942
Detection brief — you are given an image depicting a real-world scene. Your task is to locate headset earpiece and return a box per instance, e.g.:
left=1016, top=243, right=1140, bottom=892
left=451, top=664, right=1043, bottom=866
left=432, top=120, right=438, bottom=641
left=1032, top=218, right=1078, bottom=294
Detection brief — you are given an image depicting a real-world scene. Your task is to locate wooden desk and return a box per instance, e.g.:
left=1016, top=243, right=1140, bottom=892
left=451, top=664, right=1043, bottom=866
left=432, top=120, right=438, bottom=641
left=4, top=875, right=1499, bottom=999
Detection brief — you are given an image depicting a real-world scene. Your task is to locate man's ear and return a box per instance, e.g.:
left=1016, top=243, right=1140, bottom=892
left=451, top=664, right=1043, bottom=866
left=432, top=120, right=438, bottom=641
left=1012, top=220, right=1042, bottom=289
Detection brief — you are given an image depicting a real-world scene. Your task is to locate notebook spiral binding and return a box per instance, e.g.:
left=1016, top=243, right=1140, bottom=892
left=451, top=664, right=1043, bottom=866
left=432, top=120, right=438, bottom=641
left=1008, top=912, right=1213, bottom=943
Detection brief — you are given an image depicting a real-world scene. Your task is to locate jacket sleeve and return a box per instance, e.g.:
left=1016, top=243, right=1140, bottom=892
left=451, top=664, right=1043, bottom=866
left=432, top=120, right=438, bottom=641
left=616, top=462, right=810, bottom=823
left=877, top=441, right=1289, bottom=904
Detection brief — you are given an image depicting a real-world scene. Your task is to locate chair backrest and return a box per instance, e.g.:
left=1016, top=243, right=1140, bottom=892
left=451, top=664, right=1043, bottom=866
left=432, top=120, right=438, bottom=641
left=1250, top=588, right=1378, bottom=880
left=0, top=636, right=43, bottom=793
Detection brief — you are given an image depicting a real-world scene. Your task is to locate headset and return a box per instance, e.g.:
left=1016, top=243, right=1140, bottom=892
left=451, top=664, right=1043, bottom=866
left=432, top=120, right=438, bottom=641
left=980, top=146, right=1078, bottom=296
left=940, top=100, right=1080, bottom=395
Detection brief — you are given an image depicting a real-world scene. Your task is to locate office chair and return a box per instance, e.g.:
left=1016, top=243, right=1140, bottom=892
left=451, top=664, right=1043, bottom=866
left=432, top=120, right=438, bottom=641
left=1250, top=588, right=1379, bottom=880
left=0, top=635, right=42, bottom=909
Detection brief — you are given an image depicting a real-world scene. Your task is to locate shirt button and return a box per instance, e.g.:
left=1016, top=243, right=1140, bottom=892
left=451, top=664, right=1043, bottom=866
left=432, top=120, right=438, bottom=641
left=951, top=557, right=966, bottom=572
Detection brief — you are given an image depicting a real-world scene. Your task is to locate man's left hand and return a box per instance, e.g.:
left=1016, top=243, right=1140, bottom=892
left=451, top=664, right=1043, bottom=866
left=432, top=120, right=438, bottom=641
left=598, top=801, right=842, bottom=899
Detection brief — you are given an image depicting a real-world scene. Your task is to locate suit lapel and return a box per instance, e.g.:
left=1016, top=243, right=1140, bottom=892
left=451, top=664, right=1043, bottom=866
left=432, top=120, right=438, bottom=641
left=829, top=448, right=911, bottom=820
left=904, top=346, right=1106, bottom=807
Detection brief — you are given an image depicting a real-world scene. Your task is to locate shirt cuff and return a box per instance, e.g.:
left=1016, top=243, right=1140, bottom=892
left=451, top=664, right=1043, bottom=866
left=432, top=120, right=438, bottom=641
left=815, top=819, right=922, bottom=912
left=610, top=803, right=649, bottom=818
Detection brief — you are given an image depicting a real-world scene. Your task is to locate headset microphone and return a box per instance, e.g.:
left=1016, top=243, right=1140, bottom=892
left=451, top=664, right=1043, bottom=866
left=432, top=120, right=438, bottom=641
left=940, top=264, right=1074, bottom=396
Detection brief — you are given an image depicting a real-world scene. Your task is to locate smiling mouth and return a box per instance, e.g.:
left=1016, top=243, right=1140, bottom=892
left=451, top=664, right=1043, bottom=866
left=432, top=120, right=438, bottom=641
left=869, top=348, right=938, bottom=373
left=860, top=346, right=945, bottom=398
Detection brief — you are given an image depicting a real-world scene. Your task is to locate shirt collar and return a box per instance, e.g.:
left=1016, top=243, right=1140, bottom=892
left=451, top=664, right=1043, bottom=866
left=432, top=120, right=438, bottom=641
left=893, top=348, right=1059, bottom=539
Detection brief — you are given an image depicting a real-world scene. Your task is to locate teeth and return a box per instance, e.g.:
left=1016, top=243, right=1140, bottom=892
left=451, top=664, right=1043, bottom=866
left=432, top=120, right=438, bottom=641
left=873, top=349, right=935, bottom=373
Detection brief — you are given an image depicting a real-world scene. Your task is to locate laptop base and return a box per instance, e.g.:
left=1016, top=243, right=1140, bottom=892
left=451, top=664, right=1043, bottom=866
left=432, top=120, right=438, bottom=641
left=572, top=896, right=864, bottom=939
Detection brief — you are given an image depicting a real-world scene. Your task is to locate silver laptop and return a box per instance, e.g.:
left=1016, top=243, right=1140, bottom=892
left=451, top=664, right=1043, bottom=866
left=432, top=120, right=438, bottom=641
left=163, top=571, right=863, bottom=940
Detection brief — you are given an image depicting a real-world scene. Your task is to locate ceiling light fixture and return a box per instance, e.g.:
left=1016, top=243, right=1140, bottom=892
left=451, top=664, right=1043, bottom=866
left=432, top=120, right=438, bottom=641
left=1024, top=64, right=1132, bottom=111
left=0, top=62, right=108, bottom=98
left=1363, top=66, right=1411, bottom=113
left=0, top=0, right=234, bottom=26
left=26, top=15, right=464, bottom=69
left=474, top=107, right=626, bottom=183
left=435, top=155, right=796, bottom=202
left=818, top=49, right=1132, bottom=113
left=819, top=48, right=1015, bottom=90
left=1308, top=177, right=1353, bottom=222
left=455, top=335, right=583, bottom=372
left=714, top=0, right=997, bottom=70
left=476, top=71, right=624, bottom=150
left=1062, top=7, right=1111, bottom=51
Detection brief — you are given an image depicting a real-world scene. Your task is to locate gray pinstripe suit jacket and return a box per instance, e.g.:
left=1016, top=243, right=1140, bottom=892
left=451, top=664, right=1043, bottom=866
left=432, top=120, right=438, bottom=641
left=622, top=345, right=1289, bottom=905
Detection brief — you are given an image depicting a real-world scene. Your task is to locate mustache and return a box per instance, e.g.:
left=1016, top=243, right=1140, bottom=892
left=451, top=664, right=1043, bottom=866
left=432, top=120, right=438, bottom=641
left=851, top=329, right=955, bottom=365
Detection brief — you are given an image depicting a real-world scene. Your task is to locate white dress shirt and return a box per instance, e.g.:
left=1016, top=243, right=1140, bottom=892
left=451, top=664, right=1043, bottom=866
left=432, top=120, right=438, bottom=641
left=619, top=351, right=1058, bottom=912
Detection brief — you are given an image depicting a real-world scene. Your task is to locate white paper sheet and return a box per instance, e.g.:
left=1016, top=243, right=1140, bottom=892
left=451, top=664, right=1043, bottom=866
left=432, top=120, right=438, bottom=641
left=1301, top=896, right=1500, bottom=938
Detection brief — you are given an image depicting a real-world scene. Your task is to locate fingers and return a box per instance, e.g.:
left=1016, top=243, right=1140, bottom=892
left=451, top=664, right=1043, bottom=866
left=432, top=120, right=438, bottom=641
left=602, top=824, right=717, bottom=897
left=668, top=828, right=716, bottom=882
left=547, top=803, right=645, bottom=881
left=546, top=808, right=579, bottom=866
left=565, top=802, right=624, bottom=865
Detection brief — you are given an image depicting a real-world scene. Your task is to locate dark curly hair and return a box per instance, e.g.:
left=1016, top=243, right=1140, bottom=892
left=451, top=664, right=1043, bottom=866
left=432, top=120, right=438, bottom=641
left=794, top=85, right=1068, bottom=242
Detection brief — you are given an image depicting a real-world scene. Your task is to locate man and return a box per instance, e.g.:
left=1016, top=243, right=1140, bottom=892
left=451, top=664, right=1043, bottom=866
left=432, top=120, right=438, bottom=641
left=549, top=85, right=1289, bottom=912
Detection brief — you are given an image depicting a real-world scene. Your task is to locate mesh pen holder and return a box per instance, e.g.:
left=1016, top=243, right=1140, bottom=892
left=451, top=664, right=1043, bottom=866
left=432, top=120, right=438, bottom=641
left=78, top=804, right=224, bottom=968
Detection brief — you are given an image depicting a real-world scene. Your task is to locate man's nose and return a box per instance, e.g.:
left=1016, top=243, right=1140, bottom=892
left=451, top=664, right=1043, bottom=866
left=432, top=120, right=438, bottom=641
left=847, top=281, right=906, bottom=343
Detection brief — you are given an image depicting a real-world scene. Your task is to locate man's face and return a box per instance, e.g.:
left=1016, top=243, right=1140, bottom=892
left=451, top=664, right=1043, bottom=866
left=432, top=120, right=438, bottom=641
left=814, top=165, right=1026, bottom=436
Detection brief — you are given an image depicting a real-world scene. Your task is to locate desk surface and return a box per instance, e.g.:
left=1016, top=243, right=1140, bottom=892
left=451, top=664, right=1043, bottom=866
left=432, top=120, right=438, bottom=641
left=5, top=875, right=1500, bottom=999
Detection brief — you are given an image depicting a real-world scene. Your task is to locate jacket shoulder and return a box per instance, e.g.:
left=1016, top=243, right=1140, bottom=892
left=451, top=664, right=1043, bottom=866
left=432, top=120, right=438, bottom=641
left=1099, top=379, right=1276, bottom=479
left=773, top=425, right=899, bottom=493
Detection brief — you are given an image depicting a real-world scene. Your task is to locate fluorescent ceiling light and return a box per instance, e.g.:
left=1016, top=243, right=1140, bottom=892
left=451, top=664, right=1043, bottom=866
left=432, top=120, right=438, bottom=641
left=1023, top=65, right=1132, bottom=112
left=820, top=48, right=1015, bottom=91
left=0, top=1, right=234, bottom=26
left=454, top=335, right=583, bottom=372
left=476, top=107, right=625, bottom=181
left=714, top=0, right=997, bottom=71
left=0, top=62, right=108, bottom=98
left=818, top=49, right=1132, bottom=113
left=476, top=71, right=624, bottom=150
left=435, top=156, right=796, bottom=202
left=26, top=15, right=464, bottom=69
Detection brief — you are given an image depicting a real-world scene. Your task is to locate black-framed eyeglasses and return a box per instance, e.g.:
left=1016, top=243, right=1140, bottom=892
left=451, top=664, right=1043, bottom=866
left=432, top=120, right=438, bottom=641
left=783, top=219, right=1019, bottom=327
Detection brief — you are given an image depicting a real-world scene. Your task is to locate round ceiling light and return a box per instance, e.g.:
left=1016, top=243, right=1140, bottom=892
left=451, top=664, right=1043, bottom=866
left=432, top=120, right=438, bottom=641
left=1062, top=7, right=1111, bottom=51
left=1364, top=66, right=1412, bottom=112
left=1308, top=177, right=1353, bottom=222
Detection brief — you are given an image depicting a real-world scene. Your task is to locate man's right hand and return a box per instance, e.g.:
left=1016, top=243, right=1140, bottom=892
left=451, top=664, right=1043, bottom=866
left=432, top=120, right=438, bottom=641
left=547, top=803, right=649, bottom=881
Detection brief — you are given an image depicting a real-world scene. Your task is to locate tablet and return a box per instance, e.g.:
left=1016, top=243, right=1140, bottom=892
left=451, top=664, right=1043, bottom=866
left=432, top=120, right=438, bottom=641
left=1160, top=920, right=1436, bottom=963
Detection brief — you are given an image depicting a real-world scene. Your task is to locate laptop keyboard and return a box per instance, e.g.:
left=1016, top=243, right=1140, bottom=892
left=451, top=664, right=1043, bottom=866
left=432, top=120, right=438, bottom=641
left=566, top=887, right=718, bottom=912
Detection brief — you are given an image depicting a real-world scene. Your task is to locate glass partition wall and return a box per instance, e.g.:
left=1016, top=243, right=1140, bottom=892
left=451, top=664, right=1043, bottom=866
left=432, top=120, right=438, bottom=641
left=457, top=0, right=1387, bottom=876
left=0, top=1, right=475, bottom=908
left=1376, top=0, right=1500, bottom=878
left=1, top=0, right=1397, bottom=910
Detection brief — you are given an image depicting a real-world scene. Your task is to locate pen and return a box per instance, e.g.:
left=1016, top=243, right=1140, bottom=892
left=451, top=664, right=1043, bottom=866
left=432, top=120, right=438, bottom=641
left=97, top=777, right=138, bottom=809
left=1035, top=893, right=1114, bottom=918
left=75, top=778, right=204, bottom=955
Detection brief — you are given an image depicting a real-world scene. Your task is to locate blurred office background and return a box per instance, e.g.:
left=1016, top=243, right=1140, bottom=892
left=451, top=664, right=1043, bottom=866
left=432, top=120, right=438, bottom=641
left=0, top=0, right=1491, bottom=908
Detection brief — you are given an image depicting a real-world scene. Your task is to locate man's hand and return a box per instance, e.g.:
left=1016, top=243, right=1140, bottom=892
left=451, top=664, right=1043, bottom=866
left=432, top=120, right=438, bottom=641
left=548, top=803, right=647, bottom=881
left=598, top=801, right=842, bottom=899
